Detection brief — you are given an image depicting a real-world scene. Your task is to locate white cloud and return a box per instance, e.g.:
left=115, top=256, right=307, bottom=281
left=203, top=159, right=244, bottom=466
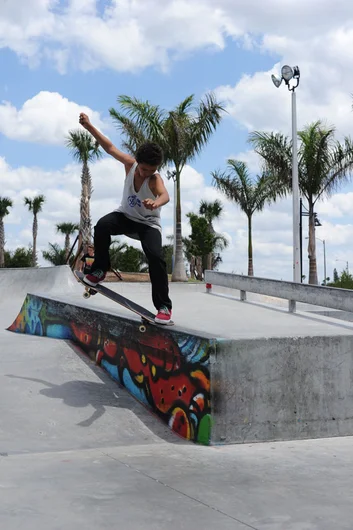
left=0, top=0, right=238, bottom=73
left=0, top=91, right=105, bottom=144
left=0, top=0, right=351, bottom=77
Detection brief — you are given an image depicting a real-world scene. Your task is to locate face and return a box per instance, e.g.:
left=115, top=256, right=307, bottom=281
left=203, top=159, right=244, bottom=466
left=137, top=163, right=158, bottom=179
left=87, top=247, right=94, bottom=256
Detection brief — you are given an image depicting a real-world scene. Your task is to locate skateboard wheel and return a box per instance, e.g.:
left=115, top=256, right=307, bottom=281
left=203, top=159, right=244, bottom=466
left=139, top=324, right=147, bottom=333
left=83, top=292, right=90, bottom=299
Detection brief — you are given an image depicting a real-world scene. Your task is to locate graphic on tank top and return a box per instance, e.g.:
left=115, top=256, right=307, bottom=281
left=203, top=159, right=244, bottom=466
left=127, top=195, right=142, bottom=208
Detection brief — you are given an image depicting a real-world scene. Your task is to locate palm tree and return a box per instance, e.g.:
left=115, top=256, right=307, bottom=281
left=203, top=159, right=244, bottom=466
left=109, top=93, right=224, bottom=281
left=212, top=160, right=278, bottom=276
left=56, top=222, right=79, bottom=260
left=0, top=197, right=13, bottom=267
left=249, top=121, right=353, bottom=284
left=199, top=199, right=224, bottom=271
left=42, top=243, right=67, bottom=266
left=24, top=194, right=45, bottom=267
left=66, top=130, right=102, bottom=260
left=184, top=211, right=228, bottom=280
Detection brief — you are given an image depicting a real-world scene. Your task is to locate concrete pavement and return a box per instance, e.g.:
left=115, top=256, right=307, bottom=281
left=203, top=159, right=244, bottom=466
left=1, top=266, right=353, bottom=529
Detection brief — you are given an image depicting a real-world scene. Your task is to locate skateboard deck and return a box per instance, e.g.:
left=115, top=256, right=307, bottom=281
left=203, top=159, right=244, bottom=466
left=74, top=270, right=174, bottom=327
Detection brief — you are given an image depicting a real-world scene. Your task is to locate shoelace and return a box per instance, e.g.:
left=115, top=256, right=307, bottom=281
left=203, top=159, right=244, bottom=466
left=159, top=306, right=170, bottom=315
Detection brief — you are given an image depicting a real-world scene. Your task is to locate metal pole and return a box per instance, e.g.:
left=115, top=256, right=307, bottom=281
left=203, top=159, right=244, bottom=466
left=292, top=89, right=301, bottom=283
left=172, top=179, right=177, bottom=272
left=323, top=240, right=327, bottom=285
left=299, top=198, right=303, bottom=282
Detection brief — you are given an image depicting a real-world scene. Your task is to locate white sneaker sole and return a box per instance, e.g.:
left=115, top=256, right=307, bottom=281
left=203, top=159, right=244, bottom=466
left=154, top=315, right=174, bottom=325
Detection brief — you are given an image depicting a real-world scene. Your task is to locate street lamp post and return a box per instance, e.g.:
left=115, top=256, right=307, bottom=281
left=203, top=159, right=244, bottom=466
left=321, top=238, right=327, bottom=285
left=272, top=65, right=301, bottom=283
left=336, top=259, right=349, bottom=273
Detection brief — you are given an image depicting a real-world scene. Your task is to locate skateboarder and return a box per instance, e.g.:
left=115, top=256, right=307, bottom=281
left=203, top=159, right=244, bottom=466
left=78, top=112, right=172, bottom=324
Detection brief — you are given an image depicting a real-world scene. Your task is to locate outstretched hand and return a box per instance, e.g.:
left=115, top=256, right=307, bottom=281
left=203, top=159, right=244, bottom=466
left=143, top=198, right=159, bottom=210
left=79, top=113, right=91, bottom=129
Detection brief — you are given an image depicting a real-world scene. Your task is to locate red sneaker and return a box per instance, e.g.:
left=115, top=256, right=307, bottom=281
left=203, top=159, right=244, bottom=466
left=155, top=306, right=172, bottom=324
left=83, top=269, right=106, bottom=286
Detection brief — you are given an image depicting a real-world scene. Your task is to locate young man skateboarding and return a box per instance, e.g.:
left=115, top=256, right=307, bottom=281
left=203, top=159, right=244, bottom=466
left=78, top=112, right=172, bottom=324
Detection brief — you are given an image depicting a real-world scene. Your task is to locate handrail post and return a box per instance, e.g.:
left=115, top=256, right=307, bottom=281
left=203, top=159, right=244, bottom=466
left=288, top=300, right=296, bottom=313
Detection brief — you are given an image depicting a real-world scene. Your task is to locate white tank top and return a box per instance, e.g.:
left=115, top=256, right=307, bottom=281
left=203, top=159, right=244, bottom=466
left=117, top=162, right=161, bottom=232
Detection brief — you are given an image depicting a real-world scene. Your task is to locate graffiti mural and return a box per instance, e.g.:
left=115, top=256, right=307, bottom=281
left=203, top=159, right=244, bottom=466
left=8, top=294, right=213, bottom=444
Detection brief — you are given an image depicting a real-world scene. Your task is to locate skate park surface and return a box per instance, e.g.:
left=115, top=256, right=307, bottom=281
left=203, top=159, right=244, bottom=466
left=1, top=266, right=353, bottom=530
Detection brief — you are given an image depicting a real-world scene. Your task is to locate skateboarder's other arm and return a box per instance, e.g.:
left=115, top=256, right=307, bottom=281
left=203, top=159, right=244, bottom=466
left=79, top=113, right=135, bottom=174
left=143, top=175, right=170, bottom=210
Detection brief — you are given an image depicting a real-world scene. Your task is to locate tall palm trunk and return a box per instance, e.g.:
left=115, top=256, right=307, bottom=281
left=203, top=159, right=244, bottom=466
left=172, top=168, right=187, bottom=282
left=189, top=256, right=196, bottom=279
left=195, top=256, right=203, bottom=280
left=32, top=213, right=38, bottom=267
left=64, top=234, right=70, bottom=260
left=248, top=215, right=253, bottom=276
left=206, top=224, right=215, bottom=271
left=80, top=161, right=93, bottom=247
left=308, top=200, right=318, bottom=285
left=206, top=252, right=213, bottom=271
left=0, top=218, right=5, bottom=267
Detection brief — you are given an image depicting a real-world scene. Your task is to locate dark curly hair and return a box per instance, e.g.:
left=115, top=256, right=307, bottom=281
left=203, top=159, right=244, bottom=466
left=135, top=142, right=163, bottom=167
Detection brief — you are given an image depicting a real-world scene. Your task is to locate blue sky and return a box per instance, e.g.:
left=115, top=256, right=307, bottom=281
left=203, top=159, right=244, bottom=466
left=0, top=38, right=276, bottom=172
left=1, top=0, right=353, bottom=282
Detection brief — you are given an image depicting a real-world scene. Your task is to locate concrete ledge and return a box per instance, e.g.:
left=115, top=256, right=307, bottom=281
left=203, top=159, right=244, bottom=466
left=7, top=289, right=353, bottom=445
left=8, top=294, right=212, bottom=445
left=212, top=335, right=353, bottom=443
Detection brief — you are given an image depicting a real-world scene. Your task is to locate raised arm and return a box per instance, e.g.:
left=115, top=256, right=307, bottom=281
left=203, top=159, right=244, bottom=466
left=79, top=113, right=135, bottom=173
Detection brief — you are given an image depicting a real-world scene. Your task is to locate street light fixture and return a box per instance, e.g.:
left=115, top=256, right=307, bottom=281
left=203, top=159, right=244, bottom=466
left=272, top=65, right=301, bottom=284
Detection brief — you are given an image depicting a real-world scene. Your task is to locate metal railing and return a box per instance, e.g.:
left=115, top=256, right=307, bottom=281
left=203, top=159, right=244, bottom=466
left=204, top=270, right=353, bottom=314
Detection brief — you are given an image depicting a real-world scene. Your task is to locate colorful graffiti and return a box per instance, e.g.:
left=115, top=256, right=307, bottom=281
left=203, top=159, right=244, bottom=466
left=8, top=295, right=212, bottom=444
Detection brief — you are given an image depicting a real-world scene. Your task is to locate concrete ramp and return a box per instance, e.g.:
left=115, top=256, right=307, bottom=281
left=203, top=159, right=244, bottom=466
left=5, top=266, right=353, bottom=445
left=0, top=265, right=80, bottom=299
left=0, top=265, right=81, bottom=327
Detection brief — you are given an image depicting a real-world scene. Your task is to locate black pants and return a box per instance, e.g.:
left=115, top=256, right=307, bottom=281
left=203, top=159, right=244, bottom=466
left=91, top=212, right=172, bottom=311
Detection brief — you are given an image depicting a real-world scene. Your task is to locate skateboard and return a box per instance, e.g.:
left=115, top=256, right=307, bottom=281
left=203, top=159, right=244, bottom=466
left=74, top=270, right=174, bottom=330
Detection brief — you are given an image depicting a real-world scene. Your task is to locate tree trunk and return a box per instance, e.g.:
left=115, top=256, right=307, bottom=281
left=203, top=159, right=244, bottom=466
left=206, top=224, right=215, bottom=271
left=206, top=250, right=213, bottom=271
left=308, top=200, right=318, bottom=285
left=80, top=161, right=93, bottom=247
left=65, top=234, right=70, bottom=260
left=0, top=218, right=5, bottom=267
left=32, top=213, right=38, bottom=267
left=171, top=167, right=187, bottom=282
left=195, top=256, right=203, bottom=280
left=248, top=215, right=253, bottom=276
left=189, top=256, right=196, bottom=279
